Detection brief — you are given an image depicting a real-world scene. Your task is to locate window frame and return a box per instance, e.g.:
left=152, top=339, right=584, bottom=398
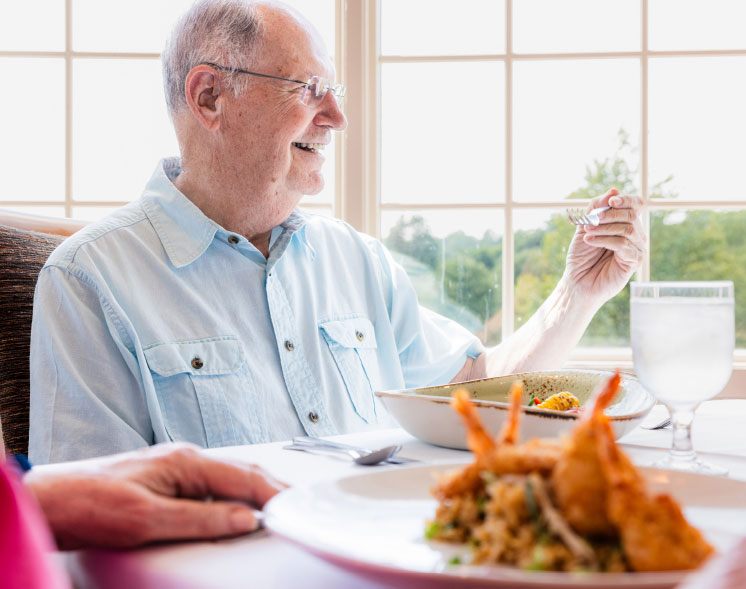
left=339, top=0, right=746, bottom=387
left=3, top=0, right=746, bottom=391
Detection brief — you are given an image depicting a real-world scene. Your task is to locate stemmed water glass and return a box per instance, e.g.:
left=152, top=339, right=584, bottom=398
left=630, top=281, right=734, bottom=475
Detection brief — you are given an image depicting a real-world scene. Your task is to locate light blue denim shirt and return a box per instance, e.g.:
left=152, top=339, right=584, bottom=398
left=29, top=158, right=483, bottom=464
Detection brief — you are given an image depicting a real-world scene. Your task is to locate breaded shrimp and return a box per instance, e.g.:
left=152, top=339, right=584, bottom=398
left=594, top=414, right=714, bottom=571
left=433, top=382, right=562, bottom=500
left=550, top=371, right=621, bottom=537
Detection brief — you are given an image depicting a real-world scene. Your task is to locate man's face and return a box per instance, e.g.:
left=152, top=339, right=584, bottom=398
left=218, top=8, right=347, bottom=213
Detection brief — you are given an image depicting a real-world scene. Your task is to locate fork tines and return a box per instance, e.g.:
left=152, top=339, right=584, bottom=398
left=567, top=208, right=589, bottom=226
left=566, top=205, right=610, bottom=227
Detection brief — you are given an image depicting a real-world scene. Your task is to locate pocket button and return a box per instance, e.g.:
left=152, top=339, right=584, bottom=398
left=308, top=411, right=319, bottom=423
left=355, top=330, right=364, bottom=342
left=191, top=357, right=204, bottom=370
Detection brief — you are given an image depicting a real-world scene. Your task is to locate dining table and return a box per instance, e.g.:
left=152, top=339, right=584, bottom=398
left=55, top=399, right=746, bottom=589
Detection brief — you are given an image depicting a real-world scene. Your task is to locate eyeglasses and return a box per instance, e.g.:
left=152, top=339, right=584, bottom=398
left=200, top=62, right=346, bottom=106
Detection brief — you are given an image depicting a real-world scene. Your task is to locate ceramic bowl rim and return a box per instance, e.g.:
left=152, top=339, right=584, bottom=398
left=374, top=369, right=655, bottom=423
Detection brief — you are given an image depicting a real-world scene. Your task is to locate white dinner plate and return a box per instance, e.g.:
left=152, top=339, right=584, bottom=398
left=264, top=463, right=745, bottom=589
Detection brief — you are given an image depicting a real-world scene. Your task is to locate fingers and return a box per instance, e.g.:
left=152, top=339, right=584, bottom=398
left=193, top=456, right=288, bottom=507
left=142, top=496, right=263, bottom=543
left=582, top=234, right=643, bottom=266
left=582, top=191, right=645, bottom=265
left=154, top=446, right=288, bottom=507
left=587, top=191, right=643, bottom=214
left=606, top=193, right=643, bottom=212
left=111, top=443, right=288, bottom=509
left=589, top=188, right=619, bottom=210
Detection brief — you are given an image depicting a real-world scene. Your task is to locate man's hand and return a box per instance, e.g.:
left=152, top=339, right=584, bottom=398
left=24, top=443, right=286, bottom=550
left=473, top=188, right=645, bottom=379
left=563, top=189, right=645, bottom=306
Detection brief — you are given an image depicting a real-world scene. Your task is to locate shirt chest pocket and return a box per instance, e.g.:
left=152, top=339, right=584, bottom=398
left=143, top=337, right=265, bottom=447
left=319, top=317, right=381, bottom=424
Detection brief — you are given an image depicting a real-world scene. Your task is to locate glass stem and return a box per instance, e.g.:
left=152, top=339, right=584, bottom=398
left=668, top=406, right=696, bottom=463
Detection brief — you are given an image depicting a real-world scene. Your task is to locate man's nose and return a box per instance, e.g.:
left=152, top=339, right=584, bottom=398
left=316, top=91, right=347, bottom=131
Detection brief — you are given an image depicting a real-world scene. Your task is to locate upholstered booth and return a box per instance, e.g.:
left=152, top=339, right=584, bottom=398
left=0, top=211, right=86, bottom=454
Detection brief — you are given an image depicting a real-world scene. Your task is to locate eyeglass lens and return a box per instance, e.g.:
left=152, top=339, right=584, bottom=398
left=300, top=76, right=344, bottom=106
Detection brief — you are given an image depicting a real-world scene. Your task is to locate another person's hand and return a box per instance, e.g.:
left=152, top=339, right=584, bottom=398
left=24, top=443, right=286, bottom=550
left=563, top=188, right=645, bottom=306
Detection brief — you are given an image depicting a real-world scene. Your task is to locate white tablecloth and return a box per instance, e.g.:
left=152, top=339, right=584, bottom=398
left=59, top=399, right=746, bottom=589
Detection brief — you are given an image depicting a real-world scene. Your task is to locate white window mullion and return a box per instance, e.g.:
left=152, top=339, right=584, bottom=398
left=338, top=0, right=378, bottom=235
left=65, top=0, right=73, bottom=217
left=502, top=0, right=515, bottom=341
left=640, top=0, right=650, bottom=281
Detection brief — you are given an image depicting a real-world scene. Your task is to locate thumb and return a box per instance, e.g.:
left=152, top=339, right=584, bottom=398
left=145, top=497, right=262, bottom=542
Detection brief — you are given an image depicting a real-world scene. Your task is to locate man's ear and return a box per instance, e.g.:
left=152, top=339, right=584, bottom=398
left=183, top=65, right=223, bottom=131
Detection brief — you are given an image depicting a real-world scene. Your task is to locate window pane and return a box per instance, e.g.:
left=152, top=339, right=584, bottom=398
left=0, top=1, right=64, bottom=51
left=650, top=209, right=746, bottom=348
left=0, top=59, right=65, bottom=203
left=649, top=0, right=746, bottom=51
left=2, top=206, right=66, bottom=218
left=513, top=209, right=630, bottom=347
left=513, top=0, right=639, bottom=53
left=73, top=59, right=179, bottom=202
left=381, top=62, right=505, bottom=205
left=381, top=0, right=505, bottom=56
left=298, top=206, right=333, bottom=218
left=72, top=206, right=124, bottom=221
left=513, top=59, right=640, bottom=202
left=649, top=57, right=746, bottom=201
left=283, top=0, right=335, bottom=54
left=73, top=0, right=194, bottom=53
left=382, top=209, right=503, bottom=345
left=74, top=0, right=334, bottom=55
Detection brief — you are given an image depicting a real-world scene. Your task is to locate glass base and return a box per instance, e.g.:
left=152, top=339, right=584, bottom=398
left=651, top=455, right=728, bottom=476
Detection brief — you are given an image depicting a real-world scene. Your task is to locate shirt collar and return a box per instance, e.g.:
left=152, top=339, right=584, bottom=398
left=140, top=158, right=311, bottom=268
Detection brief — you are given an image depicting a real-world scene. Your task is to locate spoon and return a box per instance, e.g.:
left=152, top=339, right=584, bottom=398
left=283, top=443, right=401, bottom=466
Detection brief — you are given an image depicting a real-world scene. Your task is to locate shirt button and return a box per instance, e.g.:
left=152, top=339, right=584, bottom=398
left=284, top=340, right=295, bottom=351
left=308, top=411, right=319, bottom=423
left=228, top=235, right=239, bottom=245
left=355, top=330, right=364, bottom=342
left=191, top=357, right=204, bottom=369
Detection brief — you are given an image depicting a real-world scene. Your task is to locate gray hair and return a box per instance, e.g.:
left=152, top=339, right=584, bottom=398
left=162, top=0, right=262, bottom=116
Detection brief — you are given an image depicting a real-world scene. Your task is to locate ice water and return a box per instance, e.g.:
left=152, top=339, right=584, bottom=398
left=631, top=297, right=734, bottom=407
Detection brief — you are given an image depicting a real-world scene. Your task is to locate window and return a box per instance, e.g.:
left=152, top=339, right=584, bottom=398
left=3, top=0, right=746, bottom=364
left=0, top=0, right=335, bottom=220
left=374, top=0, right=746, bottom=358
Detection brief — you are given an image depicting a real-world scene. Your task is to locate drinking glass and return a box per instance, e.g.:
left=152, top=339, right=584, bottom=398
left=630, top=281, right=734, bottom=475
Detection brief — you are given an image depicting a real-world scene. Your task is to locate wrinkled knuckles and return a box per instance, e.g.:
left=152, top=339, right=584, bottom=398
left=162, top=445, right=201, bottom=467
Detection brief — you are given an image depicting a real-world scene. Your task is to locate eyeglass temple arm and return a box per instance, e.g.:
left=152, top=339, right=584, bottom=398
left=198, top=62, right=308, bottom=87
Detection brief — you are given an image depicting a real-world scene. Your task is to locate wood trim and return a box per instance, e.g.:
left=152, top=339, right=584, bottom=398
left=0, top=210, right=87, bottom=236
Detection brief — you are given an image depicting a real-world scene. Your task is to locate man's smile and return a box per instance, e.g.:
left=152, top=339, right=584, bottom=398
left=292, top=142, right=326, bottom=154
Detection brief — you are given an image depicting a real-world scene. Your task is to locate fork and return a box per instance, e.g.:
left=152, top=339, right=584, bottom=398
left=291, top=435, right=419, bottom=464
left=567, top=205, right=611, bottom=227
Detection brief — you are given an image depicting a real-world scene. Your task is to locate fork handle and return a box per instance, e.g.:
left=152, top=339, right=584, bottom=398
left=293, top=435, right=365, bottom=452
left=285, top=444, right=359, bottom=459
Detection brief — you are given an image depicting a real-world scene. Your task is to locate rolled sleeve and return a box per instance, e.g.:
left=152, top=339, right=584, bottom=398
left=371, top=240, right=484, bottom=388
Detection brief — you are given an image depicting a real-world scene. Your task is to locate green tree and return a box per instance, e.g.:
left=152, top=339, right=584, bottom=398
left=384, top=130, right=746, bottom=349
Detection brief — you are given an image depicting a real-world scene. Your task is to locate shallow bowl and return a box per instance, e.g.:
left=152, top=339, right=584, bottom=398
left=375, top=370, right=654, bottom=449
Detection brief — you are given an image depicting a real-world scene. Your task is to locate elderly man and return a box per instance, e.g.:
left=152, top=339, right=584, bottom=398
left=29, top=0, right=644, bottom=464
